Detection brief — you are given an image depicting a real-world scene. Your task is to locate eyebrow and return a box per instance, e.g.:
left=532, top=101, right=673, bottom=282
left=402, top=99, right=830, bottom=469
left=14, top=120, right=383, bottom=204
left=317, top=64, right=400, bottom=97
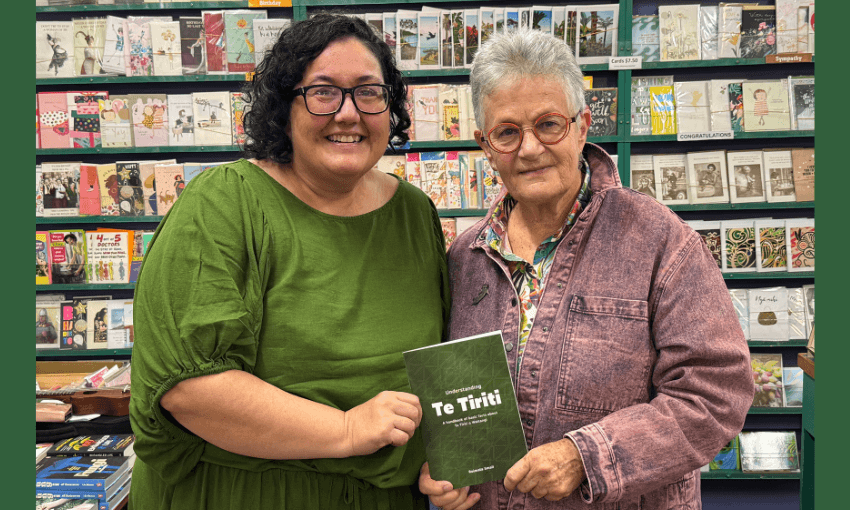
left=305, top=74, right=384, bottom=85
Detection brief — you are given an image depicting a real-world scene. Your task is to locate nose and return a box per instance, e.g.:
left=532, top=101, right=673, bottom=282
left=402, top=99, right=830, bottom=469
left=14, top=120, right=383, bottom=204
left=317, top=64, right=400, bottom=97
left=516, top=126, right=545, bottom=159
left=334, top=92, right=360, bottom=122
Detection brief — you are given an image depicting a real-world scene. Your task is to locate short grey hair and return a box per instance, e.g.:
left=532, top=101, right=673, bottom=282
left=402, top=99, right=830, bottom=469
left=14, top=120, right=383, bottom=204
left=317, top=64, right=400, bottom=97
left=470, top=29, right=586, bottom=131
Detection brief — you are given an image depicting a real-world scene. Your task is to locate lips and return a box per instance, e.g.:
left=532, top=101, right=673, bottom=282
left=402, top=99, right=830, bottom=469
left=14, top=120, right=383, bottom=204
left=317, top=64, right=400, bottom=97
left=327, top=134, right=363, bottom=143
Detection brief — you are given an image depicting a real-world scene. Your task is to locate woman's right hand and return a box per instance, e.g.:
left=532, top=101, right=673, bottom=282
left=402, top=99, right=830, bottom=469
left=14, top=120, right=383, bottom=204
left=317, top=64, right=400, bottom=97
left=419, top=462, right=480, bottom=510
left=342, top=391, right=423, bottom=456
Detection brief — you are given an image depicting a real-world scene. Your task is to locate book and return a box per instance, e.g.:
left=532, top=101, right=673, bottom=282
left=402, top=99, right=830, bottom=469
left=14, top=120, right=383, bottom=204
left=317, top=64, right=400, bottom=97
left=720, top=219, right=756, bottom=272
left=101, top=15, right=126, bottom=75
left=658, top=4, right=700, bottom=61
left=41, top=162, right=80, bottom=217
left=68, top=91, right=107, bottom=149
left=782, top=367, right=804, bottom=407
left=762, top=149, right=796, bottom=203
left=166, top=94, right=195, bottom=146
left=203, top=10, right=228, bottom=74
left=85, top=299, right=110, bottom=349
left=38, top=92, right=71, bottom=149
left=584, top=88, right=618, bottom=137
left=629, top=154, right=657, bottom=200
left=728, top=289, right=750, bottom=339
left=47, top=435, right=136, bottom=458
left=130, top=94, right=169, bottom=147
left=35, top=494, right=105, bottom=510
left=223, top=9, right=267, bottom=74
left=72, top=17, right=107, bottom=76
left=631, top=15, right=659, bottom=62
left=86, top=230, right=131, bottom=284
left=253, top=18, right=289, bottom=67
left=36, top=300, right=62, bottom=350
left=699, top=6, right=719, bottom=60
left=727, top=150, right=765, bottom=203
left=403, top=331, right=527, bottom=488
left=179, top=16, right=207, bottom=75
left=718, top=4, right=743, bottom=58
left=674, top=81, right=711, bottom=134
left=78, top=164, right=102, bottom=216
left=785, top=218, right=815, bottom=271
left=740, top=6, right=777, bottom=58
left=790, top=148, right=814, bottom=202
left=742, top=80, right=791, bottom=132
left=754, top=220, right=788, bottom=272
left=154, top=163, right=185, bottom=216
left=709, top=436, right=739, bottom=470
left=37, top=231, right=52, bottom=285
left=150, top=20, right=183, bottom=77
left=739, top=431, right=799, bottom=472
left=99, top=95, right=133, bottom=149
left=36, top=469, right=130, bottom=510
left=649, top=85, right=676, bottom=135
left=652, top=154, right=689, bottom=205
left=37, top=443, right=54, bottom=463
left=115, top=161, right=144, bottom=216
left=36, top=455, right=134, bottom=490
left=686, top=150, right=729, bottom=204
left=36, top=21, right=75, bottom=78
left=192, top=91, right=232, bottom=146
left=788, top=76, right=814, bottom=130
left=750, top=352, right=785, bottom=406
left=689, top=220, right=722, bottom=269
left=575, top=4, right=619, bottom=64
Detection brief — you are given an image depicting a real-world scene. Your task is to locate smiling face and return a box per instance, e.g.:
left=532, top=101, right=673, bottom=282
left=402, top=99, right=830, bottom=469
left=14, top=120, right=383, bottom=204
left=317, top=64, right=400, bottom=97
left=475, top=77, right=590, bottom=213
left=286, top=37, right=390, bottom=185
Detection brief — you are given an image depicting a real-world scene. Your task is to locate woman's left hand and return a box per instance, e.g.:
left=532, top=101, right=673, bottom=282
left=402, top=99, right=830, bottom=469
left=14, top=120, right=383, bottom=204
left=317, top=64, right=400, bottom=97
left=503, top=438, right=586, bottom=501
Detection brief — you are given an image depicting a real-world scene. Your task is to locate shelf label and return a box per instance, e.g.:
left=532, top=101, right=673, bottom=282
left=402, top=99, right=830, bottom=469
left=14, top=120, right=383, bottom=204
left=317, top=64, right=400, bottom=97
left=676, top=131, right=734, bottom=142
left=766, top=53, right=812, bottom=64
left=608, top=56, right=642, bottom=69
left=248, top=0, right=292, bottom=7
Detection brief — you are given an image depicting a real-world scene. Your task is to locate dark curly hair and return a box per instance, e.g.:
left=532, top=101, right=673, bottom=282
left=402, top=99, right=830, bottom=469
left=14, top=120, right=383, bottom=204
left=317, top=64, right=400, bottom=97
left=241, top=13, right=410, bottom=164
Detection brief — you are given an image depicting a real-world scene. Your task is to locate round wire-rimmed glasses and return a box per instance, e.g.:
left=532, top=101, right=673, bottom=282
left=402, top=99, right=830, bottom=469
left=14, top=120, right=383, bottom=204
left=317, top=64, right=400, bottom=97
left=485, top=112, right=580, bottom=154
left=291, top=84, right=392, bottom=116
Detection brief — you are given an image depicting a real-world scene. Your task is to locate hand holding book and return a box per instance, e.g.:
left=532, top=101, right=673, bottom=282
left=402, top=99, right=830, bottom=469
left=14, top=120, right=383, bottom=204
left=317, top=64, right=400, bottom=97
left=342, top=390, right=423, bottom=456
left=503, top=438, right=586, bottom=501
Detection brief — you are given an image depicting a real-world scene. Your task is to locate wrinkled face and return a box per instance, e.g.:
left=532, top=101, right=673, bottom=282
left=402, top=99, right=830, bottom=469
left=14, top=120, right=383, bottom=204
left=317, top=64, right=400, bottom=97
left=475, top=77, right=590, bottom=211
left=287, top=37, right=391, bottom=182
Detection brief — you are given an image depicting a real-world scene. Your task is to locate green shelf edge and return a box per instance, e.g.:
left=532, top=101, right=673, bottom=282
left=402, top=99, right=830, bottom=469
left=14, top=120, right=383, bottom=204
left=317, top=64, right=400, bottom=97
left=37, top=146, right=242, bottom=156
left=748, top=407, right=803, bottom=415
left=36, top=2, right=250, bottom=13
left=36, top=349, right=132, bottom=358
left=701, top=471, right=801, bottom=480
left=37, top=75, right=248, bottom=86
left=669, top=202, right=814, bottom=212
left=628, top=131, right=813, bottom=143
left=748, top=340, right=808, bottom=348
left=37, top=283, right=136, bottom=291
left=722, top=272, right=813, bottom=280
left=36, top=216, right=164, bottom=224
left=641, top=56, right=813, bottom=70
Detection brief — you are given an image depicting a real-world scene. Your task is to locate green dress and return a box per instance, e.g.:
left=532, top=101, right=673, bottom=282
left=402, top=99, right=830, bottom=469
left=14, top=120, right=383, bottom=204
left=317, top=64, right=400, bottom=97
left=129, top=160, right=449, bottom=510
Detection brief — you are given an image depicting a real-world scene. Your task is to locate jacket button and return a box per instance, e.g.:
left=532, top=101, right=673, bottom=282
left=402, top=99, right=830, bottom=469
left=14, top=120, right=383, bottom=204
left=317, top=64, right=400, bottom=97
left=531, top=371, right=537, bottom=377
left=542, top=326, right=548, bottom=332
left=511, top=298, right=518, bottom=307
left=557, top=283, right=563, bottom=289
left=526, top=419, right=534, bottom=427
left=505, top=342, right=514, bottom=352
left=568, top=240, right=575, bottom=246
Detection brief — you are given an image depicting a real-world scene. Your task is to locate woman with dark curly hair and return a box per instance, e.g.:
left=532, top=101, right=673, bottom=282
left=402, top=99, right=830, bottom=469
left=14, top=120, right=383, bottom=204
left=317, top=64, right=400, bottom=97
left=129, top=13, right=447, bottom=510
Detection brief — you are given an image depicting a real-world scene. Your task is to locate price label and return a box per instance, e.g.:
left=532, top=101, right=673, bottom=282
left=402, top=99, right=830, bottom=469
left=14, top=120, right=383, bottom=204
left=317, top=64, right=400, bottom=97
left=608, top=56, right=642, bottom=69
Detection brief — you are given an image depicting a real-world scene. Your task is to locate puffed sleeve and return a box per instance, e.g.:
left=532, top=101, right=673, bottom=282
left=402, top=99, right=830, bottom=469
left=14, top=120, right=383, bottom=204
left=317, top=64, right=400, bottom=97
left=129, top=164, right=271, bottom=485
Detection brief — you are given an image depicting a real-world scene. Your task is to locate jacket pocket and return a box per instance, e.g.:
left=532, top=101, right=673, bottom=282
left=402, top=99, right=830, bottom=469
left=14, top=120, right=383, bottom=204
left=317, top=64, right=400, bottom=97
left=556, top=295, right=653, bottom=414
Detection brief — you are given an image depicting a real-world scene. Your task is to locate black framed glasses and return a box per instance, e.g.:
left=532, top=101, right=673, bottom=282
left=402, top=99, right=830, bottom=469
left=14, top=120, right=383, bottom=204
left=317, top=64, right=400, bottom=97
left=292, top=84, right=392, bottom=116
left=484, top=112, right=580, bottom=154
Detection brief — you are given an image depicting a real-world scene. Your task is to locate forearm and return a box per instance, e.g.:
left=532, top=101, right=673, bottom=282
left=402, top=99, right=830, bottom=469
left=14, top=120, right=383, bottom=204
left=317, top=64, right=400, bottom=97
left=160, top=369, right=351, bottom=460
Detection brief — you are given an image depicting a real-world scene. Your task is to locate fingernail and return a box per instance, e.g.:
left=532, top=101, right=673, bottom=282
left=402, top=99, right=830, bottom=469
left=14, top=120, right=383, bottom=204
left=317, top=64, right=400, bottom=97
left=442, top=483, right=453, bottom=492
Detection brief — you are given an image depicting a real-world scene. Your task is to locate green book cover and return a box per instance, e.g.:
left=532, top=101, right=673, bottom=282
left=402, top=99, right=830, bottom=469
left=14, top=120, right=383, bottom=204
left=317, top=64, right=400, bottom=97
left=403, top=330, right=527, bottom=487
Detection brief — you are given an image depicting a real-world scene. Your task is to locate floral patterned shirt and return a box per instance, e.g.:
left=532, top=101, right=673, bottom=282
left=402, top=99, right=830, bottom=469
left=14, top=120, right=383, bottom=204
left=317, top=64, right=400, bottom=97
left=485, top=154, right=592, bottom=377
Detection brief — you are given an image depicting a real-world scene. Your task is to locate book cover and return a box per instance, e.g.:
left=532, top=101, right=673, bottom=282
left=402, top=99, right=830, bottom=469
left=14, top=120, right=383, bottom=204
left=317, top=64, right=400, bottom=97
left=720, top=219, right=756, bottom=272
left=78, top=164, right=102, bottom=216
left=154, top=163, right=185, bottom=216
left=652, top=153, right=689, bottom=205
left=150, top=20, right=183, bottom=76
left=649, top=85, right=676, bottom=135
left=440, top=218, right=456, bottom=250
left=36, top=455, right=133, bottom=490
left=397, top=10, right=419, bottom=71
left=35, top=495, right=105, bottom=510
left=727, top=150, right=766, bottom=203
left=787, top=287, right=807, bottom=340
left=718, top=4, right=743, bottom=58
left=785, top=218, right=815, bottom=271
left=72, top=17, right=107, bottom=76
left=95, top=163, right=119, bottom=216
left=85, top=299, right=110, bottom=349
left=41, top=162, right=80, bottom=217
left=203, top=10, right=228, bottom=74
left=762, top=149, right=796, bottom=202
left=782, top=367, right=804, bottom=407
left=192, top=91, right=232, bottom=145
left=68, top=91, right=107, bottom=149
left=631, top=15, right=659, bottom=62
left=130, top=94, right=169, bottom=147
left=86, top=230, right=131, bottom=284
left=231, top=92, right=247, bottom=146
left=224, top=9, right=267, bottom=74
left=403, top=331, right=527, bottom=488
left=750, top=352, right=785, bottom=406
left=699, top=6, right=719, bottom=60
left=584, top=88, right=618, bottom=137
left=37, top=231, right=52, bottom=285
left=709, top=436, right=739, bottom=470
left=413, top=85, right=439, bottom=142
left=674, top=81, right=711, bottom=134
left=576, top=4, right=619, bottom=64
left=37, top=443, right=54, bottom=463
left=740, top=6, right=777, bottom=58
left=629, top=154, right=657, bottom=199
left=253, top=18, right=289, bottom=67
left=790, top=147, right=814, bottom=202
left=688, top=220, right=722, bottom=269
left=464, top=9, right=480, bottom=67
left=728, top=289, right=750, bottom=339
left=37, top=301, right=62, bottom=350
left=36, top=21, right=75, bottom=78
left=418, top=12, right=440, bottom=70
left=101, top=15, right=126, bottom=75
left=420, top=151, right=447, bottom=208
left=686, top=150, right=729, bottom=204
left=788, top=76, right=814, bottom=130
left=166, top=94, right=195, bottom=146
left=755, top=220, right=788, bottom=272
left=99, top=95, right=133, bottom=149
left=179, top=16, right=207, bottom=75
left=742, top=80, right=791, bottom=132
left=115, top=161, right=144, bottom=216
left=38, top=92, right=71, bottom=149
left=658, top=4, right=700, bottom=61
left=36, top=470, right=127, bottom=510
left=47, top=435, right=135, bottom=458
left=739, top=431, right=799, bottom=472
